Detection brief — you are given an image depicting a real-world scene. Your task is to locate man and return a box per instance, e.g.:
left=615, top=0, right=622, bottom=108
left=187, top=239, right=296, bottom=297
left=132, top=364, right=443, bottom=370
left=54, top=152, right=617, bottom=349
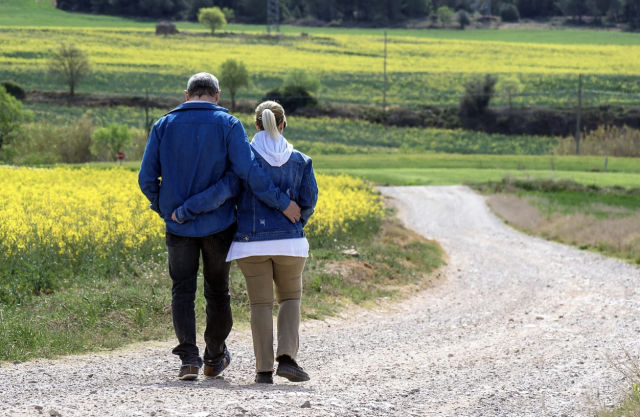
left=139, top=72, right=301, bottom=381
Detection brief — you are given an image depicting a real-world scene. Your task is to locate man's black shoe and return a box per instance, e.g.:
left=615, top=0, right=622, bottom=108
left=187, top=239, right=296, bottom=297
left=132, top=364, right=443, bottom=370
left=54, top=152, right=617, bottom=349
left=255, top=371, right=274, bottom=384
left=178, top=365, right=199, bottom=381
left=204, top=348, right=231, bottom=377
left=276, top=355, right=310, bottom=382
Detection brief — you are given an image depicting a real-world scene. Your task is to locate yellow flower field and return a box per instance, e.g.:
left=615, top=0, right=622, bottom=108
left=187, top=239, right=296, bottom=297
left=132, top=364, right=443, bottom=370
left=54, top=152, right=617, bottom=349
left=2, top=27, right=639, bottom=106
left=0, top=167, right=383, bottom=302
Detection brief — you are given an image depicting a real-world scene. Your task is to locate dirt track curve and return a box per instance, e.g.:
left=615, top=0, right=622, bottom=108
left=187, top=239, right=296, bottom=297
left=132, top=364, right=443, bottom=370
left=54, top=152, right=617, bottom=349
left=2, top=185, right=640, bottom=417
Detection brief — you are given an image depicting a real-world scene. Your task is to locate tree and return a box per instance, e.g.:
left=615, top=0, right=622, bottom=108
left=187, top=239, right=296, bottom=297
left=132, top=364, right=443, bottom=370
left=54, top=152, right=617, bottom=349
left=458, top=10, right=471, bottom=28
left=607, top=0, right=623, bottom=21
left=459, top=74, right=497, bottom=120
left=283, top=69, right=321, bottom=94
left=625, top=0, right=640, bottom=28
left=0, top=86, right=31, bottom=153
left=437, top=6, right=455, bottom=26
left=185, top=0, right=213, bottom=21
left=556, top=0, right=592, bottom=21
left=47, top=43, right=91, bottom=100
left=1, top=81, right=26, bottom=100
left=501, top=4, right=521, bottom=21
left=592, top=0, right=613, bottom=22
left=219, top=59, right=249, bottom=112
left=198, top=7, right=227, bottom=34
left=90, top=123, right=132, bottom=161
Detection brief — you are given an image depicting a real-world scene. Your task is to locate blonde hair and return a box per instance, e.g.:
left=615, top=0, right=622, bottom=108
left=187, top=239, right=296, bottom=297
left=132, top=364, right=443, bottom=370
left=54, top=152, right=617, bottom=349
left=255, top=101, right=286, bottom=140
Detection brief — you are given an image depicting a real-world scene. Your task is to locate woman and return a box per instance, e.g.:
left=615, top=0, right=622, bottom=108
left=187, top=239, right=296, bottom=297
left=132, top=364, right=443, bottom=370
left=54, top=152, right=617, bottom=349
left=226, top=101, right=318, bottom=384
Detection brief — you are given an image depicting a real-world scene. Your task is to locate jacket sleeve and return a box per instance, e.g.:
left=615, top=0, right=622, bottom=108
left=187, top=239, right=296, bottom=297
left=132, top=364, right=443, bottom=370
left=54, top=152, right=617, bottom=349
left=172, top=171, right=241, bottom=223
left=226, top=120, right=291, bottom=211
left=138, top=124, right=162, bottom=216
left=298, top=159, right=318, bottom=228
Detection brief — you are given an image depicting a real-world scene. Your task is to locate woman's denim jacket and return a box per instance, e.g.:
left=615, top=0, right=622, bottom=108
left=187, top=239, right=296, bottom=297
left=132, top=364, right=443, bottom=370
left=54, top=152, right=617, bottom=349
left=173, top=146, right=318, bottom=242
left=234, top=147, right=318, bottom=242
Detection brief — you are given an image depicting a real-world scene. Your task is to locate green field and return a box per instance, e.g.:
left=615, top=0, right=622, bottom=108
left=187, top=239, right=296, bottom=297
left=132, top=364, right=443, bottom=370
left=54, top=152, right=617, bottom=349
left=3, top=0, right=640, bottom=108
left=3, top=0, right=640, bottom=46
left=74, top=153, right=640, bottom=189
left=316, top=154, right=640, bottom=187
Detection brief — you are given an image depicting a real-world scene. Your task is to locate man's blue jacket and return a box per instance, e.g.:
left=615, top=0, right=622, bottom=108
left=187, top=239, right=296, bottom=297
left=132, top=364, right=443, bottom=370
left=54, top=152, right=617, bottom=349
left=138, top=101, right=291, bottom=237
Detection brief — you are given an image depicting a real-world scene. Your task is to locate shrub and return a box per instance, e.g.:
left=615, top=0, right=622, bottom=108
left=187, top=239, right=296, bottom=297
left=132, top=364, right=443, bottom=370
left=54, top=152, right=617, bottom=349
left=458, top=10, right=471, bottom=29
left=437, top=6, right=454, bottom=26
left=283, top=69, right=321, bottom=94
left=554, top=125, right=640, bottom=157
left=262, top=86, right=318, bottom=114
left=459, top=74, right=497, bottom=119
left=0, top=85, right=31, bottom=156
left=10, top=115, right=95, bottom=165
left=198, top=7, right=226, bottom=34
left=498, top=75, right=523, bottom=109
left=125, top=127, right=150, bottom=161
left=221, top=7, right=235, bottom=22
left=501, top=4, right=520, bottom=22
left=1, top=81, right=26, bottom=101
left=90, top=123, right=133, bottom=161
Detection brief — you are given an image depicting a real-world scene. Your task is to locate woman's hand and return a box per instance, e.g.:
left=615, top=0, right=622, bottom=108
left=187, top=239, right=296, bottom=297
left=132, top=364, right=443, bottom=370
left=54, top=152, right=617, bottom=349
left=282, top=201, right=301, bottom=223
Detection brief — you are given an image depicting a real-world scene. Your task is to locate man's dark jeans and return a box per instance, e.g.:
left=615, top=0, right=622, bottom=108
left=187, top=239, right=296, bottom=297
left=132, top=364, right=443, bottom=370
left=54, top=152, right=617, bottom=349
left=166, top=224, right=236, bottom=368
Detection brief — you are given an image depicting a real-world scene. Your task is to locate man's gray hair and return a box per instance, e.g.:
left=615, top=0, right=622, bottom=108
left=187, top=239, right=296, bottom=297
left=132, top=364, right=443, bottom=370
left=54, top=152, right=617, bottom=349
left=187, top=72, right=220, bottom=97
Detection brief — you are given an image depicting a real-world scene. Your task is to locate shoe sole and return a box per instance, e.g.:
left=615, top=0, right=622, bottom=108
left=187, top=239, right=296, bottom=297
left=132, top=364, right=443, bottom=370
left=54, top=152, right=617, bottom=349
left=276, top=366, right=310, bottom=382
left=178, top=374, right=198, bottom=381
left=255, top=379, right=274, bottom=384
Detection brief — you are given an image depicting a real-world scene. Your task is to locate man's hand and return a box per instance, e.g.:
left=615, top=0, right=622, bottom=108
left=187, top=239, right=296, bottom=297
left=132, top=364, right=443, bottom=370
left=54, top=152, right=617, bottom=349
left=283, top=201, right=301, bottom=223
left=171, top=211, right=184, bottom=224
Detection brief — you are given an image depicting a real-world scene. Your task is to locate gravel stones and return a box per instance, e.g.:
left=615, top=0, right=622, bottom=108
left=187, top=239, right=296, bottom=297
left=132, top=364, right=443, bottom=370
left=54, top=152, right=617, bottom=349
left=1, top=186, right=639, bottom=416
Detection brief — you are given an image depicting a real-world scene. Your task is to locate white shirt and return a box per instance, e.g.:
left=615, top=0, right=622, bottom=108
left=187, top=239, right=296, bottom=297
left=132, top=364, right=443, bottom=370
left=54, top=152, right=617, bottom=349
left=226, top=238, right=309, bottom=261
left=226, top=131, right=308, bottom=262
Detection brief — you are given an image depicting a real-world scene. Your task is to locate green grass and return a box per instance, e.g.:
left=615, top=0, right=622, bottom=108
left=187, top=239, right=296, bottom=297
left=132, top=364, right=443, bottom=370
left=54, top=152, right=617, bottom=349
left=0, top=214, right=443, bottom=361
left=311, top=154, right=640, bottom=173
left=3, top=0, right=640, bottom=46
left=318, top=167, right=640, bottom=188
left=66, top=153, right=640, bottom=188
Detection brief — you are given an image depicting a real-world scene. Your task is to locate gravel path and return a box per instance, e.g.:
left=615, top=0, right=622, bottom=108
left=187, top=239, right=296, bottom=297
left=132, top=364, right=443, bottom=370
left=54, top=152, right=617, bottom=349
left=3, top=185, right=640, bottom=417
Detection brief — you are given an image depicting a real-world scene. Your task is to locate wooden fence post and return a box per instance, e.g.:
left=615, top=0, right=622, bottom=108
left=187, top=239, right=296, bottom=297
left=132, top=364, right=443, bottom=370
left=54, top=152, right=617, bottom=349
left=383, top=30, right=388, bottom=115
left=575, top=74, right=583, bottom=155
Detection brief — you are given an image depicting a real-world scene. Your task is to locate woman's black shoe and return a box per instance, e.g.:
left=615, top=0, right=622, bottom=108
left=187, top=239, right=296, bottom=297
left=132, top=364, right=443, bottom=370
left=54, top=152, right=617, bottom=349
left=276, top=356, right=310, bottom=382
left=255, top=371, right=273, bottom=384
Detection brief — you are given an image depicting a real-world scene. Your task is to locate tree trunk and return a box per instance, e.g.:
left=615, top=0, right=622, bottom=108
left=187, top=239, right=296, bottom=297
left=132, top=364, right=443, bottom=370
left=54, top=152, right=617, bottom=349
left=231, top=93, right=236, bottom=112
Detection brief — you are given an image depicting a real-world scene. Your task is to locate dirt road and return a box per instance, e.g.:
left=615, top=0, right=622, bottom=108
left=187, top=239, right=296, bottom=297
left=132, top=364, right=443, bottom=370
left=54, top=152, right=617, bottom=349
left=3, top=186, right=640, bottom=417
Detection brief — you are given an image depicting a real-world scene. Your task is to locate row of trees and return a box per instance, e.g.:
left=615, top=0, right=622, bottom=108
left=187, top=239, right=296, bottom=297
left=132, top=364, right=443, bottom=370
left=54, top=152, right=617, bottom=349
left=56, top=0, right=640, bottom=27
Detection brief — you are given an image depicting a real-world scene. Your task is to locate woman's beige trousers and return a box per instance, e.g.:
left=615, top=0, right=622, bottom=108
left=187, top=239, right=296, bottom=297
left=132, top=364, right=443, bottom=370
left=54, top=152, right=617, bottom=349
left=236, top=255, right=306, bottom=372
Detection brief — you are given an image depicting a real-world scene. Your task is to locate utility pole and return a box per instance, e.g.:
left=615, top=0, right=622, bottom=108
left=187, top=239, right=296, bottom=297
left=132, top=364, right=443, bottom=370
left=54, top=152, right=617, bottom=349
left=575, top=73, right=583, bottom=155
left=383, top=30, right=388, bottom=114
left=267, top=0, right=280, bottom=36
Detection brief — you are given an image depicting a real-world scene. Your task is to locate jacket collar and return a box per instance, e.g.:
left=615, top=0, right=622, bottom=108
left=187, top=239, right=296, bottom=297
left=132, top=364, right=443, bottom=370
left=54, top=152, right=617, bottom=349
left=169, top=101, right=229, bottom=114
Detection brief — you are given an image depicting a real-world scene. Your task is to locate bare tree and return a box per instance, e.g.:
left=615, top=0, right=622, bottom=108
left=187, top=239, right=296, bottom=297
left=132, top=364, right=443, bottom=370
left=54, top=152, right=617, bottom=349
left=219, top=59, right=249, bottom=112
left=47, top=43, right=91, bottom=100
